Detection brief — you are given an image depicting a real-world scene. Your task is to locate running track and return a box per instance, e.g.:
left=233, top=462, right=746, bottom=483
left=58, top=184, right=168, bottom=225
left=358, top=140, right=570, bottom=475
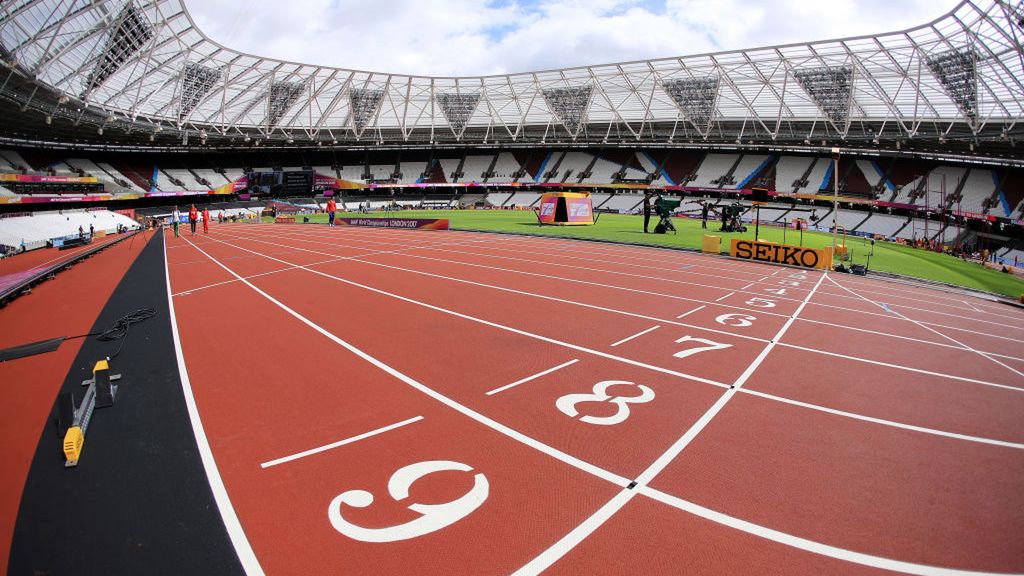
left=164, top=222, right=1024, bottom=575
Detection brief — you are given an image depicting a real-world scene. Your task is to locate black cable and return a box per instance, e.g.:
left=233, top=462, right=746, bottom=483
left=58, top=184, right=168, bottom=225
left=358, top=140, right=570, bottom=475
left=95, top=307, right=157, bottom=359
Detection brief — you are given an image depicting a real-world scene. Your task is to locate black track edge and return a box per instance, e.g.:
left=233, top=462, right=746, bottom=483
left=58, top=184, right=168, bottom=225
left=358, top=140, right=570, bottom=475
left=8, top=231, right=245, bottom=576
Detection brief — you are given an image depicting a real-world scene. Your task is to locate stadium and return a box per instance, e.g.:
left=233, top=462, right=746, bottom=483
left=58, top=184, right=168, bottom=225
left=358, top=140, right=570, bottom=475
left=0, top=0, right=1023, bottom=574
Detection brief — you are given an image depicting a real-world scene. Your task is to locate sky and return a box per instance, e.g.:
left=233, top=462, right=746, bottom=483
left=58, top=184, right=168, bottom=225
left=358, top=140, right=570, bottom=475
left=183, top=0, right=963, bottom=77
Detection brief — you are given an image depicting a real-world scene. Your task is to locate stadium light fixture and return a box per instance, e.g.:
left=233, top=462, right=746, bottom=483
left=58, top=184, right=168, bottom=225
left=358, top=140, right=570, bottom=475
left=97, top=127, right=103, bottom=135
left=45, top=115, right=52, bottom=125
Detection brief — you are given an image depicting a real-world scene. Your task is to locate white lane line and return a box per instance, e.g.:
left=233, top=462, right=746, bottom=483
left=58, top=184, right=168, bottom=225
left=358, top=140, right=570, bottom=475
left=260, top=416, right=424, bottom=468
left=827, top=275, right=1024, bottom=382
left=241, top=228, right=807, bottom=305
left=637, top=271, right=828, bottom=486
left=610, top=325, right=661, bottom=347
left=715, top=291, right=735, bottom=302
left=810, top=293, right=1024, bottom=333
left=963, top=300, right=982, bottom=313
left=739, top=282, right=755, bottom=290
left=778, top=343, right=1024, bottom=393
left=511, top=490, right=635, bottom=576
left=195, top=235, right=731, bottom=390
left=182, top=236, right=630, bottom=487
left=638, top=487, right=1013, bottom=576
left=514, top=272, right=830, bottom=574
left=193, top=239, right=1024, bottom=576
left=163, top=234, right=265, bottom=576
left=676, top=305, right=706, bottom=319
left=739, top=389, right=1024, bottom=450
left=486, top=359, right=580, bottom=396
left=207, top=233, right=1024, bottom=447
left=218, top=232, right=1024, bottom=398
left=231, top=230, right=796, bottom=319
left=795, top=317, right=1024, bottom=362
left=205, top=234, right=773, bottom=346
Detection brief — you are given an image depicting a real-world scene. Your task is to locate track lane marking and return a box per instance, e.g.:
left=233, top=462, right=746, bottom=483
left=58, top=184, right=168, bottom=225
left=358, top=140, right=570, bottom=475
left=826, top=275, right=1024, bottom=382
left=195, top=227, right=1024, bottom=576
left=163, top=232, right=265, bottom=576
left=739, top=389, right=1024, bottom=450
left=234, top=224, right=771, bottom=283
left=190, top=235, right=733, bottom=390
left=610, top=326, right=661, bottom=347
left=223, top=226, right=807, bottom=305
left=637, top=487, right=1015, bottom=576
left=181, top=236, right=631, bottom=487
left=715, top=291, right=735, bottom=302
left=513, top=272, right=833, bottom=573
left=210, top=232, right=1024, bottom=405
left=204, top=232, right=775, bottom=344
left=676, top=305, right=706, bottom=319
left=778, top=343, right=1024, bottom=392
left=486, top=359, right=580, bottom=396
left=260, top=416, right=424, bottom=469
left=795, top=317, right=1024, bottom=362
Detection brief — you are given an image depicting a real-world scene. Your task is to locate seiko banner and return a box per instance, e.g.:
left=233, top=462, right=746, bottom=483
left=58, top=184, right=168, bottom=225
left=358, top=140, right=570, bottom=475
left=730, top=239, right=832, bottom=270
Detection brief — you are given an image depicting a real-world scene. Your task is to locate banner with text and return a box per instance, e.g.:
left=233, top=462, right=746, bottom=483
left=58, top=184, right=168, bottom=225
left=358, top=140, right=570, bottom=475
left=730, top=239, right=832, bottom=270
left=336, top=218, right=450, bottom=230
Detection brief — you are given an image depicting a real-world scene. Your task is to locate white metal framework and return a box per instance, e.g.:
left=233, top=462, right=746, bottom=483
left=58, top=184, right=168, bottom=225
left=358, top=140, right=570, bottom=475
left=0, top=0, right=1021, bottom=147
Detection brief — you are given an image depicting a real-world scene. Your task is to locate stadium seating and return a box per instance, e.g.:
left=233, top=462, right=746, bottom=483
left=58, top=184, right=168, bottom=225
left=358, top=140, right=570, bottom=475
left=689, top=153, right=739, bottom=188
left=0, top=210, right=139, bottom=251
left=504, top=192, right=541, bottom=208
left=490, top=153, right=521, bottom=181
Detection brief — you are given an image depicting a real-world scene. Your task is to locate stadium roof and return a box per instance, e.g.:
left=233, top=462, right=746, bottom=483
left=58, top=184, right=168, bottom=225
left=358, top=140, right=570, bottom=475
left=0, top=0, right=1022, bottom=155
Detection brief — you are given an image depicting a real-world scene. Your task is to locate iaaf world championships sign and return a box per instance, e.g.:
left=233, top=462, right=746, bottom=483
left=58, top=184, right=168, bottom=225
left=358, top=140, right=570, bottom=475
left=730, top=239, right=832, bottom=270
left=336, top=218, right=450, bottom=230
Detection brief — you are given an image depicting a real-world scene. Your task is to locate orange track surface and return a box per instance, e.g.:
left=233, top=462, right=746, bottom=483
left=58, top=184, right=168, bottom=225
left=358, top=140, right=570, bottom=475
left=0, top=231, right=152, bottom=573
left=163, top=223, right=1024, bottom=574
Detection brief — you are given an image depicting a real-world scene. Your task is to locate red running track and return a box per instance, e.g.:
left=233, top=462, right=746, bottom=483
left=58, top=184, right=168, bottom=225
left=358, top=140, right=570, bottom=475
left=0, top=234, right=125, bottom=295
left=164, top=222, right=1024, bottom=575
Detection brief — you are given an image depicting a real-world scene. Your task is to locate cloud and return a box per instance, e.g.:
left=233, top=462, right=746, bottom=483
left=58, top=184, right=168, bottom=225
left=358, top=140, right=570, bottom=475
left=184, top=0, right=961, bottom=76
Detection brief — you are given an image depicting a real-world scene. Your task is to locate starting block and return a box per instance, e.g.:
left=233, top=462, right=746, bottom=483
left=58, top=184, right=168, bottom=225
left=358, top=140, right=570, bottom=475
left=60, top=360, right=121, bottom=467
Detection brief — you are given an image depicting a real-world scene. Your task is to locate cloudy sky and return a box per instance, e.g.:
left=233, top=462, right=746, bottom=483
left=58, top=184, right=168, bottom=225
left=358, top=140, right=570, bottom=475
left=184, top=0, right=961, bottom=76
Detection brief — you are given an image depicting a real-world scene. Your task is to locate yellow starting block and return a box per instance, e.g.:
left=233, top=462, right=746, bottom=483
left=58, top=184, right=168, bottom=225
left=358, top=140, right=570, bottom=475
left=63, top=427, right=84, bottom=467
left=60, top=359, right=121, bottom=467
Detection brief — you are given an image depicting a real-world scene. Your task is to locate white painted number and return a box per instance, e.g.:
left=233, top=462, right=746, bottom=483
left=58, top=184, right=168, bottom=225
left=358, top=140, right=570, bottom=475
left=673, top=335, right=733, bottom=358
left=715, top=313, right=757, bottom=327
left=779, top=280, right=801, bottom=287
left=328, top=460, right=488, bottom=543
left=556, top=380, right=655, bottom=426
left=745, top=297, right=777, bottom=308
left=764, top=288, right=787, bottom=295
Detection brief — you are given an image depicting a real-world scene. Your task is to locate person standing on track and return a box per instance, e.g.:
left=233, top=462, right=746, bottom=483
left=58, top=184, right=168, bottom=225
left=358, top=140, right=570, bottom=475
left=642, top=192, right=653, bottom=234
left=171, top=206, right=181, bottom=237
left=188, top=204, right=198, bottom=236
left=326, top=197, right=337, bottom=226
left=700, top=201, right=711, bottom=229
left=202, top=206, right=210, bottom=235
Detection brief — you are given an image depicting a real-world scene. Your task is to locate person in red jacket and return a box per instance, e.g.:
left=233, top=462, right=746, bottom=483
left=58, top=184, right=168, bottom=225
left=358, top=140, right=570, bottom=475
left=202, top=206, right=210, bottom=234
left=188, top=204, right=198, bottom=235
left=326, top=197, right=337, bottom=227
